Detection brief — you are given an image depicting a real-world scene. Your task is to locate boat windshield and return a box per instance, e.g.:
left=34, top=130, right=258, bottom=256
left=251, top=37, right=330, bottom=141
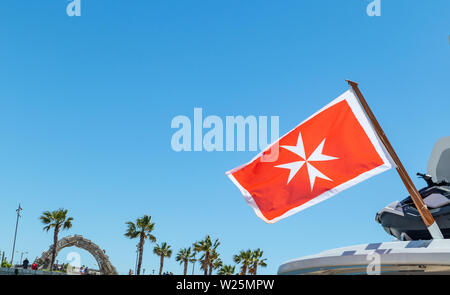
left=428, top=137, right=450, bottom=184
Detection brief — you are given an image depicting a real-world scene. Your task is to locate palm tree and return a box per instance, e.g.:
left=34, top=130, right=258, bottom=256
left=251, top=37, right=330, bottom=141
left=39, top=208, right=73, bottom=271
left=218, top=265, right=236, bottom=275
left=249, top=249, right=267, bottom=275
left=208, top=249, right=222, bottom=275
left=199, top=253, right=209, bottom=275
left=153, top=242, right=172, bottom=275
left=124, top=215, right=156, bottom=275
left=176, top=247, right=194, bottom=275
left=233, top=249, right=253, bottom=275
left=193, top=235, right=220, bottom=275
left=211, top=256, right=223, bottom=275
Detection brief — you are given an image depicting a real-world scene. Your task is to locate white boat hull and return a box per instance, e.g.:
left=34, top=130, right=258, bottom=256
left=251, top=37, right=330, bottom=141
left=278, top=239, right=450, bottom=275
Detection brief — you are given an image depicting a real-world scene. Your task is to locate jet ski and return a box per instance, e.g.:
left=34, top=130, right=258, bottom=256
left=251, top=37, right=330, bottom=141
left=376, top=137, right=450, bottom=240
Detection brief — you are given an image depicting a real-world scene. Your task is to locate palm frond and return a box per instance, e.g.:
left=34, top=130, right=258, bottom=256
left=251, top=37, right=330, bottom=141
left=124, top=221, right=140, bottom=238
left=40, top=208, right=73, bottom=233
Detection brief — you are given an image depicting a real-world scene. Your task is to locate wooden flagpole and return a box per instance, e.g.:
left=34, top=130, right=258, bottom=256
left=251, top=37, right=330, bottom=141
left=346, top=80, right=443, bottom=239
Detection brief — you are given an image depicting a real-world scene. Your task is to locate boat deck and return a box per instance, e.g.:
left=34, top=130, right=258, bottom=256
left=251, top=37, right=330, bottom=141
left=278, top=239, right=450, bottom=275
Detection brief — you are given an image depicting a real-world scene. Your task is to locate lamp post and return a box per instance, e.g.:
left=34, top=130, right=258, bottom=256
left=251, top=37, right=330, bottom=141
left=10, top=204, right=22, bottom=266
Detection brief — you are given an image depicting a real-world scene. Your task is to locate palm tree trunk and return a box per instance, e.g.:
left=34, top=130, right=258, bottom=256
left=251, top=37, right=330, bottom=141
left=209, top=264, right=213, bottom=275
left=253, top=264, right=258, bottom=275
left=50, top=227, right=59, bottom=271
left=183, top=261, right=188, bottom=275
left=137, top=234, right=145, bottom=275
left=159, top=255, right=164, bottom=275
left=203, top=253, right=209, bottom=275
left=241, top=265, right=247, bottom=275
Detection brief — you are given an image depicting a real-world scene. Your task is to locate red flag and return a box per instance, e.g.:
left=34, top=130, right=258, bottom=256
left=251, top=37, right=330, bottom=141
left=226, top=89, right=394, bottom=223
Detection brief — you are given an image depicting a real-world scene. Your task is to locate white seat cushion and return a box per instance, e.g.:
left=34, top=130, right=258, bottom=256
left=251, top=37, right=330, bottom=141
left=424, top=193, right=450, bottom=209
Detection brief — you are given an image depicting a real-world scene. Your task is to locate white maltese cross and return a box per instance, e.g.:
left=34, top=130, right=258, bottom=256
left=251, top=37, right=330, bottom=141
left=275, top=131, right=338, bottom=190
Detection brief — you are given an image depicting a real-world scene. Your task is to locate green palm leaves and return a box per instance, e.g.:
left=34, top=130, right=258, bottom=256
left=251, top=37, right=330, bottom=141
left=249, top=248, right=267, bottom=275
left=122, top=216, right=268, bottom=276
left=154, top=242, right=172, bottom=275
left=124, top=215, right=156, bottom=275
left=176, top=247, right=195, bottom=275
left=36, top=209, right=269, bottom=276
left=233, top=249, right=253, bottom=275
left=234, top=249, right=267, bottom=275
left=40, top=209, right=73, bottom=232
left=193, top=235, right=220, bottom=275
left=218, top=264, right=236, bottom=275
left=124, top=215, right=156, bottom=241
left=39, top=208, right=73, bottom=271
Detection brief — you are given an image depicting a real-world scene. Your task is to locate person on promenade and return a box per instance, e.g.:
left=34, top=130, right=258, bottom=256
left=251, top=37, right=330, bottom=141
left=23, top=258, right=29, bottom=270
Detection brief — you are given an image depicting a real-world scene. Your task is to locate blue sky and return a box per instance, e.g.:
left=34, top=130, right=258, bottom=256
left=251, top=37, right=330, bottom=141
left=0, top=1, right=449, bottom=275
